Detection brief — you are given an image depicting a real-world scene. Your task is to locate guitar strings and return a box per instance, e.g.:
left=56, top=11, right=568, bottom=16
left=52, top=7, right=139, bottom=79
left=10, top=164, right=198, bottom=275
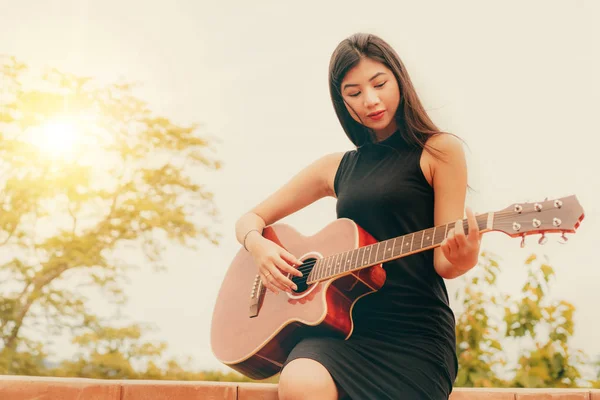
left=283, top=209, right=573, bottom=284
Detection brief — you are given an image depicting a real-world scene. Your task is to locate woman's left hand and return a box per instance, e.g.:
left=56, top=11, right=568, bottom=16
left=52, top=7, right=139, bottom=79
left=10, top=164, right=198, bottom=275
left=440, top=207, right=482, bottom=274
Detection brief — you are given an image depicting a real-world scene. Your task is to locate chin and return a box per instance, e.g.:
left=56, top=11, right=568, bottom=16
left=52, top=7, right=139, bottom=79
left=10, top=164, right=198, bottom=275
left=370, top=120, right=394, bottom=134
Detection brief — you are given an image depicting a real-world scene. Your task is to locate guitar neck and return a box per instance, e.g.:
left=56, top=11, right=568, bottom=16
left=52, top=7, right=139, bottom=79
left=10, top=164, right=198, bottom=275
left=307, top=212, right=493, bottom=284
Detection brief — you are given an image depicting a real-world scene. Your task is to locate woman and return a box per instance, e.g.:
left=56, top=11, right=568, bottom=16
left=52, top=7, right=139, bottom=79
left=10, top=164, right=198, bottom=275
left=235, top=33, right=481, bottom=400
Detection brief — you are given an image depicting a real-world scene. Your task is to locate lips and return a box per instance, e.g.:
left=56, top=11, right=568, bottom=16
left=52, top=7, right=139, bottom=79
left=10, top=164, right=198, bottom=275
left=367, top=110, right=385, bottom=120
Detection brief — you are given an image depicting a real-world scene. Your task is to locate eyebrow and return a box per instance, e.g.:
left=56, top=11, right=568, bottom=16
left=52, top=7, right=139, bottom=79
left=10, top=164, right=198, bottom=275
left=342, top=72, right=387, bottom=91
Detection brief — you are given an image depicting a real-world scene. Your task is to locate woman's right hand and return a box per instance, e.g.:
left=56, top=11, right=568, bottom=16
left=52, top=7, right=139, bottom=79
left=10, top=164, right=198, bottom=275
left=246, top=234, right=303, bottom=294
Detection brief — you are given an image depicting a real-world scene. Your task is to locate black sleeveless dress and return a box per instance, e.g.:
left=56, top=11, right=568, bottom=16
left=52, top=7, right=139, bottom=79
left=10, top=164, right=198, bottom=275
left=282, top=130, right=458, bottom=399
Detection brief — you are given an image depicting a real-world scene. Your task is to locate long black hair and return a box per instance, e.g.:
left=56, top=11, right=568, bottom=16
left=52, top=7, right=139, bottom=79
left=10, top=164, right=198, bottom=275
left=329, top=33, right=452, bottom=158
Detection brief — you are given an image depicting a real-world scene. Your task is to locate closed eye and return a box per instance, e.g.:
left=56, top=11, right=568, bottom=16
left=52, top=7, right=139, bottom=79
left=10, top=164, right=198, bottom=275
left=347, top=82, right=387, bottom=98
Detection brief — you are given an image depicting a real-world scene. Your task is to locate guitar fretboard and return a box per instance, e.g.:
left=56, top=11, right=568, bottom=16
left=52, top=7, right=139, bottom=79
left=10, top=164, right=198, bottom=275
left=307, top=213, right=490, bottom=284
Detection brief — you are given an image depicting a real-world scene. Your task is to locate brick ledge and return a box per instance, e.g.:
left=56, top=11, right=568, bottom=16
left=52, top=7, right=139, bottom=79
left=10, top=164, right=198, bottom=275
left=0, top=375, right=599, bottom=399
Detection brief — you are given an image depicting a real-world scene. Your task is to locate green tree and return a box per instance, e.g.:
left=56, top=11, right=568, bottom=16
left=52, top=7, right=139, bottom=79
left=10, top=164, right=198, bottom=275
left=455, top=251, right=590, bottom=388
left=51, top=322, right=273, bottom=382
left=590, top=356, right=600, bottom=388
left=0, top=55, right=221, bottom=377
left=504, top=254, right=584, bottom=388
left=454, top=251, right=507, bottom=387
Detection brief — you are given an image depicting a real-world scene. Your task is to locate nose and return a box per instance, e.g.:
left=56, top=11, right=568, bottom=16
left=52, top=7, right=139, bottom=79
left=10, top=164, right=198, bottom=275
left=363, top=88, right=380, bottom=108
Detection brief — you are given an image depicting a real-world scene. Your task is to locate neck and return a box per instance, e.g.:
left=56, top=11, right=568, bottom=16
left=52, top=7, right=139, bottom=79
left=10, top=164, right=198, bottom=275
left=307, top=213, right=492, bottom=284
left=372, top=122, right=399, bottom=143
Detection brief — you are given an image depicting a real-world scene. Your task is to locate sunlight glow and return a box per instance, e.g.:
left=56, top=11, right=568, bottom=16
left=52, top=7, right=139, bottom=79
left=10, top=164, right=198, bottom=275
left=27, top=116, right=85, bottom=161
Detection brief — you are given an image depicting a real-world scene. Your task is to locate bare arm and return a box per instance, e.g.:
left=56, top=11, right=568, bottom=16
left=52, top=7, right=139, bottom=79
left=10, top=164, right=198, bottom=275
left=236, top=151, right=344, bottom=250
left=428, top=134, right=480, bottom=279
left=235, top=151, right=345, bottom=293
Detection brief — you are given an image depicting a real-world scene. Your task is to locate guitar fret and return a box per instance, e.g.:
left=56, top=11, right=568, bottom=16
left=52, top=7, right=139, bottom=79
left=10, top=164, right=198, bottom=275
left=335, top=252, right=347, bottom=274
left=314, top=259, right=321, bottom=281
left=323, top=256, right=332, bottom=280
left=315, top=257, right=322, bottom=281
left=346, top=250, right=352, bottom=272
left=311, top=260, right=320, bottom=282
left=423, top=228, right=434, bottom=247
left=343, top=250, right=350, bottom=273
left=330, top=253, right=337, bottom=277
left=402, top=235, right=410, bottom=254
left=322, top=255, right=328, bottom=278
left=309, top=261, right=316, bottom=282
left=357, top=247, right=366, bottom=268
left=348, top=249, right=356, bottom=270
left=377, top=240, right=387, bottom=263
left=402, top=233, right=415, bottom=254
left=369, top=244, right=377, bottom=265
left=397, top=236, right=404, bottom=257
left=362, top=246, right=369, bottom=266
left=413, top=231, right=424, bottom=251
left=318, top=259, right=325, bottom=279
left=371, top=243, right=379, bottom=264
left=311, top=259, right=318, bottom=281
left=434, top=225, right=445, bottom=245
left=307, top=261, right=315, bottom=282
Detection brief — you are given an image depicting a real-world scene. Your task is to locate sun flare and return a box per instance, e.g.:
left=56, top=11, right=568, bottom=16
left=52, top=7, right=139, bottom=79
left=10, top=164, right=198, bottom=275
left=28, top=117, right=82, bottom=160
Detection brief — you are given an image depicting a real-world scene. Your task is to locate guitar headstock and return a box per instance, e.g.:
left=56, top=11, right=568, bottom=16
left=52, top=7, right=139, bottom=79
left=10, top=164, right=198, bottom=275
left=493, top=195, right=584, bottom=244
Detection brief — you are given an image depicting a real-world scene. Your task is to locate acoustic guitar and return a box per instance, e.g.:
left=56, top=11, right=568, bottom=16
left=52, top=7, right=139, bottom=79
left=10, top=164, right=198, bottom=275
left=210, top=195, right=584, bottom=380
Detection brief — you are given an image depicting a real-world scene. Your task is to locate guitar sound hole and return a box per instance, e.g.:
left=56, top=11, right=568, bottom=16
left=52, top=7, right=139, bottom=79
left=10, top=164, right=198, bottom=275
left=291, top=257, right=317, bottom=293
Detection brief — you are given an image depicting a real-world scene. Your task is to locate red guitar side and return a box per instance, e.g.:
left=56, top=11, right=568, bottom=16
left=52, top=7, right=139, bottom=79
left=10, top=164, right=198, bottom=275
left=210, top=196, right=584, bottom=380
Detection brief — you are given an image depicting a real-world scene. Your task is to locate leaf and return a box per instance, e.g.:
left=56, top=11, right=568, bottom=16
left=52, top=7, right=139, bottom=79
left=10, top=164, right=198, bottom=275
left=525, top=254, right=537, bottom=265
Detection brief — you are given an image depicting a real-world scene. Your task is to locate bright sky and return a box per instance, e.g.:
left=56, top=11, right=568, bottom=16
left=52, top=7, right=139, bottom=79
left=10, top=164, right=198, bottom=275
left=1, top=0, right=598, bottom=375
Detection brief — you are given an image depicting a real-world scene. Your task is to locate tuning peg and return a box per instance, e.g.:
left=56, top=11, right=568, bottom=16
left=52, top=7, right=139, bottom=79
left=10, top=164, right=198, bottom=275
left=538, top=234, right=547, bottom=245
left=520, top=235, right=526, bottom=248
left=558, top=233, right=569, bottom=244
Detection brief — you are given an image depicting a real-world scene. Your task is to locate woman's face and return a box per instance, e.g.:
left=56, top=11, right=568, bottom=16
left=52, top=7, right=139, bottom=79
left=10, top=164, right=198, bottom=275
left=340, top=57, right=400, bottom=140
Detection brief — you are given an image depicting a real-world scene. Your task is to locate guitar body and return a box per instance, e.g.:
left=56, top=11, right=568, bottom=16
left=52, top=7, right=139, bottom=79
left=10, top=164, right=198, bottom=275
left=210, top=218, right=386, bottom=380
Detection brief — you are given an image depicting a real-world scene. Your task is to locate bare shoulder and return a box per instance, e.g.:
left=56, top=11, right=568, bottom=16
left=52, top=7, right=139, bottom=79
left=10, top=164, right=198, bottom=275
left=420, top=133, right=466, bottom=186
left=315, top=151, right=346, bottom=198
left=426, top=133, right=465, bottom=161
left=426, top=133, right=467, bottom=186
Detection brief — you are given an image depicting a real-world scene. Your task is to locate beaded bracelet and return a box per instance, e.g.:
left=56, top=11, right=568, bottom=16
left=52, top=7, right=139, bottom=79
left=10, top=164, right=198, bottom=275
left=243, top=229, right=261, bottom=251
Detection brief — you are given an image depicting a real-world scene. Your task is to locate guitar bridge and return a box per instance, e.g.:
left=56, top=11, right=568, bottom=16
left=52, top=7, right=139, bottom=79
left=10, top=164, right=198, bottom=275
left=249, top=274, right=264, bottom=318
